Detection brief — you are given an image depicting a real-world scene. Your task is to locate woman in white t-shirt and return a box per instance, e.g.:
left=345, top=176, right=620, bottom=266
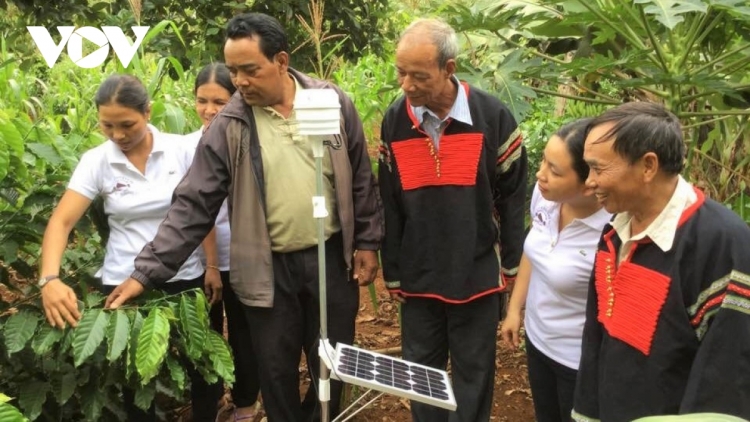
left=39, top=74, right=222, bottom=421
left=501, top=118, right=612, bottom=422
left=189, top=63, right=261, bottom=422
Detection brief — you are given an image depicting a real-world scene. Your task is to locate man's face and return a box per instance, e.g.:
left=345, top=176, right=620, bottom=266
left=224, top=37, right=286, bottom=107
left=395, top=36, right=453, bottom=108
left=584, top=123, right=644, bottom=214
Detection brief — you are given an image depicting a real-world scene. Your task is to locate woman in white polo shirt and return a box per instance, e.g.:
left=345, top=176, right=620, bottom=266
left=501, top=118, right=612, bottom=422
left=38, top=74, right=222, bottom=421
left=188, top=63, right=262, bottom=422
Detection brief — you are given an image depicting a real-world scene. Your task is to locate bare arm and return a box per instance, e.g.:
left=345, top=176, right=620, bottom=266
left=201, top=227, right=222, bottom=305
left=40, top=190, right=93, bottom=328
left=500, top=253, right=532, bottom=349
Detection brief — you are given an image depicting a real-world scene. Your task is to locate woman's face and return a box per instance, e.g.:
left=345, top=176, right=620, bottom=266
left=536, top=135, right=587, bottom=203
left=195, top=82, right=232, bottom=127
left=98, top=103, right=150, bottom=153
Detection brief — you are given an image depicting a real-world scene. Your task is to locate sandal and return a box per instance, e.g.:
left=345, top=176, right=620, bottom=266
left=231, top=403, right=262, bottom=422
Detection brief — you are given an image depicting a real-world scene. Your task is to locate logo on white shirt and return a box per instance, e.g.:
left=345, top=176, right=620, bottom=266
left=535, top=209, right=550, bottom=227
left=109, top=177, right=132, bottom=195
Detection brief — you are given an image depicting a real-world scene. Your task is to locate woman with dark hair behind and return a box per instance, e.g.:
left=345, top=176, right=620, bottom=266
left=38, top=74, right=223, bottom=421
left=187, top=63, right=262, bottom=422
left=500, top=118, right=611, bottom=422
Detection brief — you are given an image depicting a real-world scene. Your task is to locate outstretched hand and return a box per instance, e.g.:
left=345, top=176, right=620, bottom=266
left=352, top=250, right=379, bottom=286
left=41, top=279, right=81, bottom=329
left=105, top=278, right=145, bottom=309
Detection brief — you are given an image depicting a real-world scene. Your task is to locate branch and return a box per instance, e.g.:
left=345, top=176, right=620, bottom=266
left=692, top=12, right=725, bottom=55
left=638, top=4, right=670, bottom=73
left=691, top=148, right=750, bottom=186
left=678, top=109, right=750, bottom=117
left=681, top=114, right=734, bottom=130
left=531, top=86, right=621, bottom=105
left=677, top=11, right=708, bottom=70
left=692, top=43, right=750, bottom=76
left=676, top=90, right=719, bottom=106
left=575, top=0, right=648, bottom=51
left=707, top=53, right=750, bottom=78
left=570, top=82, right=620, bottom=102
left=492, top=31, right=568, bottom=65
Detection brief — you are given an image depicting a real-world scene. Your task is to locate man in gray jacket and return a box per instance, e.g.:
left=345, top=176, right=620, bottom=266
left=102, top=12, right=383, bottom=422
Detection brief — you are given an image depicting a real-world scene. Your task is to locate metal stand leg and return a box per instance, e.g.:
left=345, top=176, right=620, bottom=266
left=312, top=137, right=330, bottom=422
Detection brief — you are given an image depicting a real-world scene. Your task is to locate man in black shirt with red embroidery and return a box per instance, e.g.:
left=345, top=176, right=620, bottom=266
left=378, top=18, right=527, bottom=422
left=573, top=102, right=750, bottom=421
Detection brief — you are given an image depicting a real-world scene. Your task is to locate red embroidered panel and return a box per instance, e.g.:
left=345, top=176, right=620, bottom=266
left=391, top=133, right=484, bottom=191
left=594, top=251, right=671, bottom=355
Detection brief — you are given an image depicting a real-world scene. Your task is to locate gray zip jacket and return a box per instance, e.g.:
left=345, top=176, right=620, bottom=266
left=130, top=68, right=384, bottom=307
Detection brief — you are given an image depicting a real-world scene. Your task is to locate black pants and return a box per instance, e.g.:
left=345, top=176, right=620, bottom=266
left=242, top=233, right=359, bottom=422
left=104, top=276, right=223, bottom=422
left=401, top=293, right=499, bottom=422
left=525, top=337, right=577, bottom=422
left=209, top=270, right=261, bottom=408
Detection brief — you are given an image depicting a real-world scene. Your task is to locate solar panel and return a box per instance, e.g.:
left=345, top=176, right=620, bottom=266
left=333, top=343, right=457, bottom=411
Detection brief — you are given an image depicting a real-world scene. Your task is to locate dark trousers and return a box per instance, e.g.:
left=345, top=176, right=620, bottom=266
left=525, top=337, right=577, bottom=422
left=401, top=293, right=499, bottom=422
left=105, top=276, right=223, bottom=422
left=242, top=233, right=359, bottom=422
left=209, top=270, right=260, bottom=408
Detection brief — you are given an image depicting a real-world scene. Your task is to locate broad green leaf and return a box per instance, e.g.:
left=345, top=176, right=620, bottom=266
left=1, top=240, right=19, bottom=265
left=165, top=354, right=187, bottom=392
left=18, top=380, right=50, bottom=421
left=26, top=142, right=62, bottom=166
left=31, top=324, right=65, bottom=355
left=493, top=50, right=536, bottom=121
left=633, top=0, right=708, bottom=29
left=0, top=394, right=11, bottom=404
left=0, top=143, right=9, bottom=182
left=0, top=118, right=24, bottom=157
left=82, top=291, right=105, bottom=308
left=163, top=103, right=187, bottom=134
left=106, top=310, right=130, bottom=362
left=4, top=310, right=40, bottom=355
left=0, top=402, right=28, bottom=422
left=710, top=0, right=750, bottom=17
left=135, top=308, right=170, bottom=384
left=126, top=310, right=144, bottom=380
left=80, top=381, right=105, bottom=422
left=205, top=330, right=236, bottom=384
left=72, top=308, right=110, bottom=367
left=196, top=362, right=219, bottom=385
left=134, top=381, right=157, bottom=410
left=179, top=293, right=207, bottom=360
left=50, top=371, right=76, bottom=404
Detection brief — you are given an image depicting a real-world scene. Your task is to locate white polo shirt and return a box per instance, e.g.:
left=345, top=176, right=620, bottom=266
left=185, top=129, right=231, bottom=271
left=524, top=183, right=612, bottom=369
left=68, top=125, right=204, bottom=285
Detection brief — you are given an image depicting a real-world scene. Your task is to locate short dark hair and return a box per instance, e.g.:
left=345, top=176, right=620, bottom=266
left=588, top=102, right=685, bottom=175
left=94, top=74, right=149, bottom=113
left=225, top=13, right=288, bottom=61
left=194, top=63, right=236, bottom=96
left=556, top=118, right=593, bottom=183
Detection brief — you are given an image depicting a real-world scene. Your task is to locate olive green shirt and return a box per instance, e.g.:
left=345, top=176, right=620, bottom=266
left=252, top=78, right=340, bottom=252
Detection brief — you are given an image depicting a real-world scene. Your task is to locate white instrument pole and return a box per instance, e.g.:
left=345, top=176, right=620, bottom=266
left=312, top=136, right=331, bottom=422
left=295, top=89, right=341, bottom=422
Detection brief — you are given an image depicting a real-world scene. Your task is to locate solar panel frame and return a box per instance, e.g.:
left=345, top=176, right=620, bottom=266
left=333, top=343, right=457, bottom=411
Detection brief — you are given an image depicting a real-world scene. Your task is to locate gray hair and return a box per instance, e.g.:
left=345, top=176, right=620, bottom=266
left=399, top=18, right=459, bottom=68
